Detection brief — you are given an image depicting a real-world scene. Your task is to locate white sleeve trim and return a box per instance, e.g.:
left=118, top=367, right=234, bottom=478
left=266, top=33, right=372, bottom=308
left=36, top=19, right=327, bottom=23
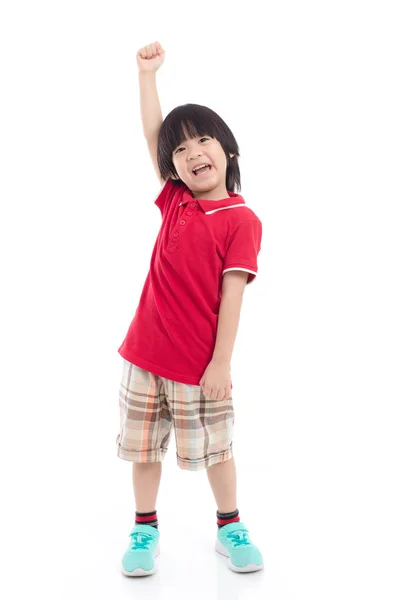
left=222, top=267, right=257, bottom=284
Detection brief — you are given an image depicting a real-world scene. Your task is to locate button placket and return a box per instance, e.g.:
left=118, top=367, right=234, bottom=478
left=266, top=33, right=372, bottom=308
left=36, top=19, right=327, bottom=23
left=167, top=201, right=198, bottom=253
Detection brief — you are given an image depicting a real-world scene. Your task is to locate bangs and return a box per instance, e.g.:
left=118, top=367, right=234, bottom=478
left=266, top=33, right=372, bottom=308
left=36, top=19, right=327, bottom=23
left=162, top=105, right=222, bottom=155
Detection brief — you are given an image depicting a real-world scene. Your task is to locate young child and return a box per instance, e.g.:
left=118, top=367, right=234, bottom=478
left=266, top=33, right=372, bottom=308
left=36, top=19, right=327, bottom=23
left=116, top=41, right=263, bottom=576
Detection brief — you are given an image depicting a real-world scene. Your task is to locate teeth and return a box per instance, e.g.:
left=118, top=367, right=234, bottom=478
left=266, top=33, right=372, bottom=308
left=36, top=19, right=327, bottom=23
left=193, top=163, right=210, bottom=172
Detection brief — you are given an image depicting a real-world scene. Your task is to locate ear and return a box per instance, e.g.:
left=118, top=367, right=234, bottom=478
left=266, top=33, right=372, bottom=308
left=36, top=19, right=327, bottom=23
left=229, top=153, right=235, bottom=159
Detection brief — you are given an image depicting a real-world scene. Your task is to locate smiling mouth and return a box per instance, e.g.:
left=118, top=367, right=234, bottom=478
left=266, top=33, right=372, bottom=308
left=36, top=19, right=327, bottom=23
left=192, top=165, right=212, bottom=176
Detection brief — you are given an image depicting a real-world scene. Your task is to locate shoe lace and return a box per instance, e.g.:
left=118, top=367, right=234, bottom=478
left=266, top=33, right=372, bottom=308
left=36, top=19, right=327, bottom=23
left=129, top=532, right=153, bottom=550
left=226, top=530, right=251, bottom=547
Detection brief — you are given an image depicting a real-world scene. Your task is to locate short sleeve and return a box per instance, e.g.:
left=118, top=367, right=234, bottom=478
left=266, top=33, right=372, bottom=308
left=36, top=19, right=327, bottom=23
left=222, top=219, right=262, bottom=285
left=154, top=177, right=179, bottom=216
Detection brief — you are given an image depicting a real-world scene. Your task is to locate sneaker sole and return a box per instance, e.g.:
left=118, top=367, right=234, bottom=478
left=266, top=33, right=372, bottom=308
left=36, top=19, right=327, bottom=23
left=215, top=539, right=264, bottom=573
left=121, top=541, right=160, bottom=577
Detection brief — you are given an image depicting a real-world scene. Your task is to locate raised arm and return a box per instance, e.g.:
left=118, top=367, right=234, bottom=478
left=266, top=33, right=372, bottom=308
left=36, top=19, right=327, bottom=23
left=136, top=41, right=166, bottom=186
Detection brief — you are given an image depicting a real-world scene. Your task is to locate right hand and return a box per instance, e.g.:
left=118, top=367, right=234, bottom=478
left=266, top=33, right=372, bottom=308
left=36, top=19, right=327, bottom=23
left=136, top=41, right=166, bottom=73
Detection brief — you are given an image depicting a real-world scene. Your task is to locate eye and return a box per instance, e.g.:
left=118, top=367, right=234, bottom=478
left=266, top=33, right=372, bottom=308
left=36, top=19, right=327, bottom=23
left=174, top=137, right=210, bottom=154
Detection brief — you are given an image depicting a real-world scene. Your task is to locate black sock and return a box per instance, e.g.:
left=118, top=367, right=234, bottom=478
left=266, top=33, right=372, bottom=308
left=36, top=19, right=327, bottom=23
left=216, top=508, right=240, bottom=528
left=135, top=510, right=158, bottom=529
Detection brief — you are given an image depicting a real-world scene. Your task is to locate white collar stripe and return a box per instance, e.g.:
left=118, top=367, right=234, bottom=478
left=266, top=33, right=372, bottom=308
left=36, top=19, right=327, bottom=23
left=179, top=203, right=245, bottom=212
left=204, top=204, right=247, bottom=215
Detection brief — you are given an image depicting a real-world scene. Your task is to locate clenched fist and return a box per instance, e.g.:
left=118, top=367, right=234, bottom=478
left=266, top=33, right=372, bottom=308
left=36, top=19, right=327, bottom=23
left=136, top=41, right=166, bottom=73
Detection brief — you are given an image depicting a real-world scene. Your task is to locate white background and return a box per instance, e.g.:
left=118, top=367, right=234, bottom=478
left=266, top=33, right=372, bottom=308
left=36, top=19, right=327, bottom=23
left=1, top=1, right=399, bottom=598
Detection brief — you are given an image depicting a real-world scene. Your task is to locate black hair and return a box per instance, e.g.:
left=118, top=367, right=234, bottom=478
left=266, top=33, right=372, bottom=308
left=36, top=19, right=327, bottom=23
left=157, top=103, right=241, bottom=192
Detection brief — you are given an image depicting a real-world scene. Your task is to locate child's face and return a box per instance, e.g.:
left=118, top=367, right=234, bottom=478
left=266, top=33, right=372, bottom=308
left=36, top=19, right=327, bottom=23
left=171, top=130, right=233, bottom=193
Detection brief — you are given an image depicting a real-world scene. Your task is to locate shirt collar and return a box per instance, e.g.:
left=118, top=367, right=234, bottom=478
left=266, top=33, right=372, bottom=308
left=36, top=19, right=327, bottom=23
left=179, top=186, right=246, bottom=215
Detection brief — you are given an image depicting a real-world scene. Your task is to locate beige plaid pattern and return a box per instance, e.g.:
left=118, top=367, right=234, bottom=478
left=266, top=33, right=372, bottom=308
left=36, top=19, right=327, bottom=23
left=116, top=359, right=234, bottom=471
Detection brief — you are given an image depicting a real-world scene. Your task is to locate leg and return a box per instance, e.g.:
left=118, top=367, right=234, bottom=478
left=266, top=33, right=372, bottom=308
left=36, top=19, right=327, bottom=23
left=132, top=461, right=162, bottom=512
left=121, top=461, right=162, bottom=577
left=209, top=457, right=264, bottom=573
left=116, top=361, right=171, bottom=512
left=206, top=456, right=237, bottom=513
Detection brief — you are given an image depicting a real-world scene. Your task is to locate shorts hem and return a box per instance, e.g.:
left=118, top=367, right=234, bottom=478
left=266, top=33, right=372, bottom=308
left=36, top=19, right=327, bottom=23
left=176, top=445, right=233, bottom=471
left=116, top=443, right=168, bottom=463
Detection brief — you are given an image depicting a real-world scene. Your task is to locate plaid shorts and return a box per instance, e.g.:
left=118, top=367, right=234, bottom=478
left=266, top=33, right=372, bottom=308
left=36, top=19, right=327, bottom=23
left=116, top=359, right=235, bottom=471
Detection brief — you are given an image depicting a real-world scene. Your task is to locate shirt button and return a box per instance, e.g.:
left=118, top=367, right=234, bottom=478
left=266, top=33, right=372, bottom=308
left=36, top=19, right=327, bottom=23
left=180, top=220, right=186, bottom=225
left=173, top=232, right=179, bottom=238
left=186, top=210, right=193, bottom=216
left=190, top=202, right=196, bottom=208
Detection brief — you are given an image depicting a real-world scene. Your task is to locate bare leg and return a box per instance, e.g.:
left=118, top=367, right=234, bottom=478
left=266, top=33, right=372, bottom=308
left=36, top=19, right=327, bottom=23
left=206, top=456, right=237, bottom=514
left=132, top=461, right=162, bottom=513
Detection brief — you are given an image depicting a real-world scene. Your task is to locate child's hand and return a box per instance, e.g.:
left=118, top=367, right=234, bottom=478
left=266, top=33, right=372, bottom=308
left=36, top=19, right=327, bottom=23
left=199, top=359, right=232, bottom=402
left=136, top=41, right=165, bottom=73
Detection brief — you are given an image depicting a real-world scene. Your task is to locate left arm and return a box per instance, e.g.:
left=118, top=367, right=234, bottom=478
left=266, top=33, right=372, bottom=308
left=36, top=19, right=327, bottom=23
left=212, top=271, right=248, bottom=364
left=200, top=271, right=248, bottom=400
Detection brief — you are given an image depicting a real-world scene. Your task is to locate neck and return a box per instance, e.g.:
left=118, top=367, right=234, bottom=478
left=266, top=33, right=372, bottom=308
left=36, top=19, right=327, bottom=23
left=191, top=182, right=230, bottom=201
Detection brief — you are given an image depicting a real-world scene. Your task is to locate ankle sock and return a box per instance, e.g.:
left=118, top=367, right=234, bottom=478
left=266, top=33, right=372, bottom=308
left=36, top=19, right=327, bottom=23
left=135, top=510, right=158, bottom=529
left=217, top=508, right=240, bottom=528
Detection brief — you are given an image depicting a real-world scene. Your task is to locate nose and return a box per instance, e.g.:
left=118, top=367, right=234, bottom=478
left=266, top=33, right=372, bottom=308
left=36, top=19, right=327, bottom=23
left=188, top=146, right=203, bottom=161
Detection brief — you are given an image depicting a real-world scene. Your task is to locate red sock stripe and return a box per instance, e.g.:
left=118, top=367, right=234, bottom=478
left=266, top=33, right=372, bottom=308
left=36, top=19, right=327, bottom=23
left=217, top=516, right=241, bottom=525
left=136, top=514, right=157, bottom=523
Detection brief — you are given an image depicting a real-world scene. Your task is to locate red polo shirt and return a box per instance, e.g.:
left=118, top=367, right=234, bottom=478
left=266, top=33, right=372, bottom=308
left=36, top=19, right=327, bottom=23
left=117, top=177, right=262, bottom=386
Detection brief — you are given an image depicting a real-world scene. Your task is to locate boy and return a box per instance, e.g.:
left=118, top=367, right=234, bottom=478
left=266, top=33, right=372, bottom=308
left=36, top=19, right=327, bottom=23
left=117, top=41, right=263, bottom=575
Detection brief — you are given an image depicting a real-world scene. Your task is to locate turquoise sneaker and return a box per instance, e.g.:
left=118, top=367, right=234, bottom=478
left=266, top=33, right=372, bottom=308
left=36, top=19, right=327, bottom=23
left=121, top=524, right=160, bottom=576
left=216, top=522, right=264, bottom=573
